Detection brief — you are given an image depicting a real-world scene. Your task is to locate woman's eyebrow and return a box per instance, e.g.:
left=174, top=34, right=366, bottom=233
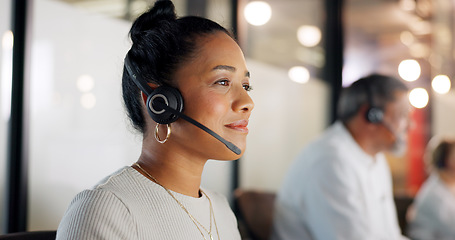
left=212, top=65, right=236, bottom=72
left=212, top=65, right=250, bottom=77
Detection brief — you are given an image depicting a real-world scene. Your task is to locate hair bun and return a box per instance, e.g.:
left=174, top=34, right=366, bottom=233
left=130, top=0, right=177, bottom=42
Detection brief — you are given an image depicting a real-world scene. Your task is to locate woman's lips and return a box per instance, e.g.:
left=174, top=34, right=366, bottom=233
left=225, top=120, right=249, bottom=133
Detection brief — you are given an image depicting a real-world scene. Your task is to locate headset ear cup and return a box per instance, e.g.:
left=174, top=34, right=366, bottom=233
left=366, top=107, right=384, bottom=124
left=146, top=86, right=184, bottom=124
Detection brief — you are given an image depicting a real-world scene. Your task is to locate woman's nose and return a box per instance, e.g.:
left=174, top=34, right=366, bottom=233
left=233, top=86, right=254, bottom=113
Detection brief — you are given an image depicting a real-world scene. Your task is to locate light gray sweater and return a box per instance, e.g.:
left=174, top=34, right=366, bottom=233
left=56, top=166, right=241, bottom=240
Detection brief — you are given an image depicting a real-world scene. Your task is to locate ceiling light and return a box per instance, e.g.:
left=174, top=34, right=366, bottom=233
left=77, top=74, right=95, bottom=93
left=398, top=59, right=421, bottom=82
left=244, top=1, right=272, bottom=26
left=288, top=66, right=310, bottom=84
left=400, top=0, right=416, bottom=11
left=400, top=31, right=414, bottom=46
left=409, top=88, right=428, bottom=109
left=2, top=30, right=13, bottom=50
left=297, top=25, right=321, bottom=47
left=432, top=75, right=451, bottom=94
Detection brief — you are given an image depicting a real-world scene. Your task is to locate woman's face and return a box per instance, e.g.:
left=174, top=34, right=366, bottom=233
left=171, top=31, right=254, bottom=160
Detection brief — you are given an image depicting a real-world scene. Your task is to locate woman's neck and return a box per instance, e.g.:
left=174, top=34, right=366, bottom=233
left=135, top=142, right=207, bottom=198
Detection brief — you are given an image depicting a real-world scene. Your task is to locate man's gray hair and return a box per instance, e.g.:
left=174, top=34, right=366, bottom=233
left=337, top=74, right=408, bottom=122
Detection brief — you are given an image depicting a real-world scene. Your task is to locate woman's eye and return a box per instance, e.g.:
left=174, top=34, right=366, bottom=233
left=243, top=84, right=253, bottom=92
left=216, top=79, right=230, bottom=86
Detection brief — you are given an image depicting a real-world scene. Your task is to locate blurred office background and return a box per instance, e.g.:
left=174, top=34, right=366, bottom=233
left=1, top=0, right=455, bottom=235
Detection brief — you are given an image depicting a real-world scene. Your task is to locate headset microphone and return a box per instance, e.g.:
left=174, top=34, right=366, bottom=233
left=124, top=56, right=241, bottom=155
left=152, top=100, right=241, bottom=155
left=380, top=121, right=397, bottom=140
left=364, top=82, right=408, bottom=156
left=382, top=119, right=408, bottom=156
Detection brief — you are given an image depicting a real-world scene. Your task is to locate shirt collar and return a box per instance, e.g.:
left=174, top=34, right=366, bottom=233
left=333, top=121, right=379, bottom=166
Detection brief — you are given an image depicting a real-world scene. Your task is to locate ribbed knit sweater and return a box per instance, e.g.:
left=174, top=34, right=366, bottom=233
left=56, top=166, right=241, bottom=240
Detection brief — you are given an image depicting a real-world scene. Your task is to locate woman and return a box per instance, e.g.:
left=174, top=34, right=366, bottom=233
left=408, top=137, right=455, bottom=240
left=56, top=0, right=253, bottom=239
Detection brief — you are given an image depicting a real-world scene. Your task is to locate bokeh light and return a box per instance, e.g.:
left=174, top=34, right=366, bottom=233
left=77, top=74, right=95, bottom=93
left=2, top=30, right=13, bottom=50
left=244, top=1, right=272, bottom=26
left=288, top=66, right=310, bottom=84
left=297, top=25, right=321, bottom=47
left=398, top=59, right=421, bottom=81
left=400, top=0, right=416, bottom=11
left=409, top=88, right=429, bottom=109
left=80, top=93, right=97, bottom=109
left=432, top=75, right=451, bottom=94
left=400, top=31, right=414, bottom=46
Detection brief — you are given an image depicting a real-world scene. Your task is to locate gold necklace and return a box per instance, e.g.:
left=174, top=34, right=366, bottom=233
left=134, top=163, right=220, bottom=240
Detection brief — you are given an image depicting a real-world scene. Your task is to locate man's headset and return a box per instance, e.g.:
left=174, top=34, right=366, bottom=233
left=365, top=84, right=384, bottom=124
left=124, top=55, right=241, bottom=155
left=364, top=83, right=397, bottom=139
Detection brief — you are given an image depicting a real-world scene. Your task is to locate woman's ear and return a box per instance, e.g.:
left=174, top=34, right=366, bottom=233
left=141, top=91, right=148, bottom=105
left=358, top=104, right=370, bottom=123
left=141, top=83, right=159, bottom=104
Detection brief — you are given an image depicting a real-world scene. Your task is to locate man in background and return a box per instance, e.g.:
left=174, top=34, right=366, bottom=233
left=271, top=74, right=410, bottom=240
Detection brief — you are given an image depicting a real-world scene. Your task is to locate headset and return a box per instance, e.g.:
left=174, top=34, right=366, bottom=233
left=364, top=82, right=401, bottom=141
left=365, top=83, right=384, bottom=124
left=124, top=55, right=241, bottom=155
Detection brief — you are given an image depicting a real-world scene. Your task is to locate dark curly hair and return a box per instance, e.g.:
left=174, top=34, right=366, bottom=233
left=122, top=0, right=231, bottom=133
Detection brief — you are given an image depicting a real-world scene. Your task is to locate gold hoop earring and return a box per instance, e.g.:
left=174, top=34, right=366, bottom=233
left=155, top=123, right=171, bottom=144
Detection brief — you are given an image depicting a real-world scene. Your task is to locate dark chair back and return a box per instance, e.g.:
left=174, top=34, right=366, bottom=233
left=394, top=195, right=414, bottom=236
left=0, top=231, right=56, bottom=240
left=235, top=189, right=276, bottom=240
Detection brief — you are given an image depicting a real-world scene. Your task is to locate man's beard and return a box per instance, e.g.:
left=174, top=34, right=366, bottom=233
left=389, top=133, right=408, bottom=157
